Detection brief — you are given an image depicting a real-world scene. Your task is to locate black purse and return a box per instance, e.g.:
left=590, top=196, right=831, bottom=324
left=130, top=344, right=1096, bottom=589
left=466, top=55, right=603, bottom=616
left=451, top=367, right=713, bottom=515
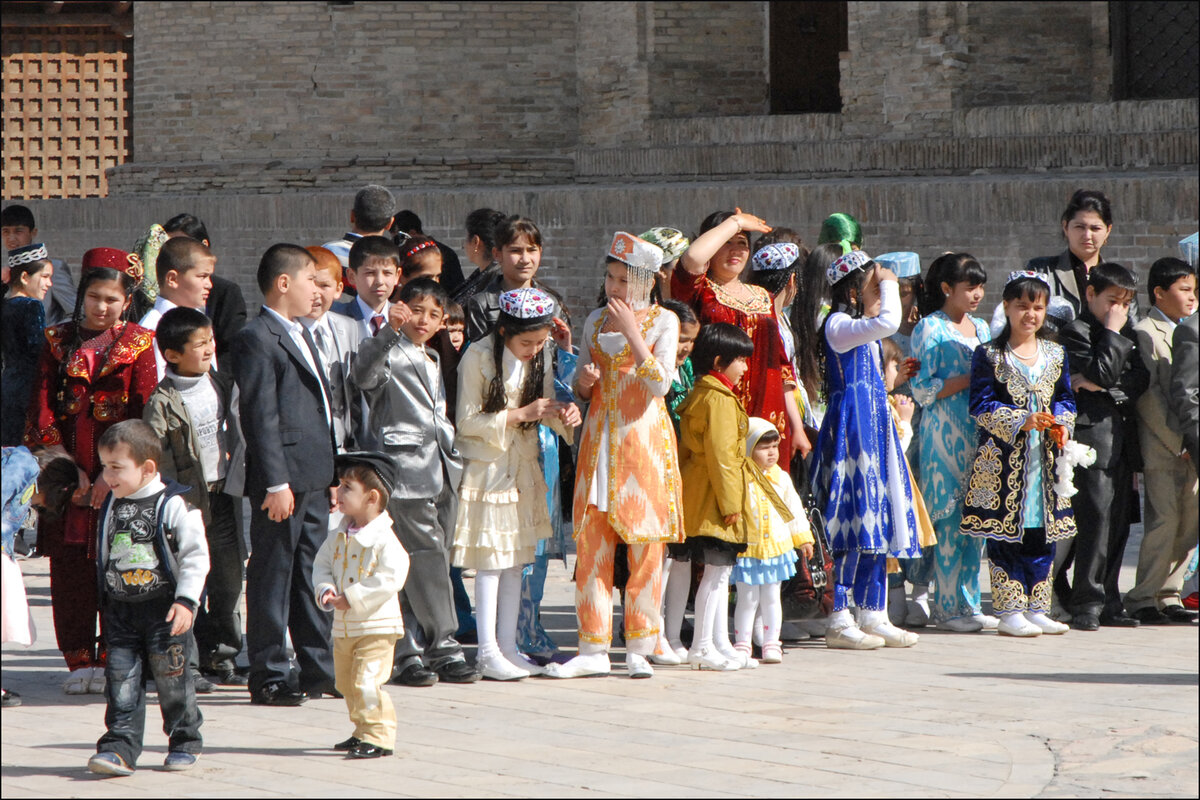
left=781, top=452, right=834, bottom=620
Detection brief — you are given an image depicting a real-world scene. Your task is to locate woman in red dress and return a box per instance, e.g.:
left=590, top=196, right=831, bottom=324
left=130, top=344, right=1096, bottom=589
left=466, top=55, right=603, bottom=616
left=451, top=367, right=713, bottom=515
left=24, top=247, right=157, bottom=693
left=672, top=210, right=810, bottom=469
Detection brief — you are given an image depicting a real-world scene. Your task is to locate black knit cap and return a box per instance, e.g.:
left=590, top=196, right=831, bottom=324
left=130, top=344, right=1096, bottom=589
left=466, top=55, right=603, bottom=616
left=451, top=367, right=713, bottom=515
left=333, top=451, right=398, bottom=497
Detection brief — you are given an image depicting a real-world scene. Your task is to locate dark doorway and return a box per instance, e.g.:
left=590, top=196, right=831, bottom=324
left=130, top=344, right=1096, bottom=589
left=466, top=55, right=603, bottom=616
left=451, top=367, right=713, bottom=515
left=1111, top=1, right=1199, bottom=100
left=769, top=1, right=848, bottom=114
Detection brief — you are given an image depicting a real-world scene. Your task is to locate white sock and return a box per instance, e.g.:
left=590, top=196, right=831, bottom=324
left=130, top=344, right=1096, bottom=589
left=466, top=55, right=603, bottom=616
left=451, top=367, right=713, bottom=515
left=733, top=583, right=760, bottom=646
left=495, top=566, right=524, bottom=657
left=860, top=608, right=889, bottom=629
left=691, top=564, right=729, bottom=653
left=663, top=557, right=692, bottom=646
left=828, top=608, right=855, bottom=630
left=475, top=568, right=501, bottom=659
left=760, top=582, right=783, bottom=646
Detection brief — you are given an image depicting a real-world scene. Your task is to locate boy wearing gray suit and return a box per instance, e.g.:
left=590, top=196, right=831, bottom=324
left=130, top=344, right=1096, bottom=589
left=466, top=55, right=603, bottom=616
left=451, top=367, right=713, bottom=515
left=352, top=278, right=478, bottom=685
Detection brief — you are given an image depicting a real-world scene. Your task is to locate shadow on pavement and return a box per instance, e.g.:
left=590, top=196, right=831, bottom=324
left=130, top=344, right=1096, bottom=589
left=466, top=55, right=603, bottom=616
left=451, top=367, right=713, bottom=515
left=947, top=672, right=1198, bottom=685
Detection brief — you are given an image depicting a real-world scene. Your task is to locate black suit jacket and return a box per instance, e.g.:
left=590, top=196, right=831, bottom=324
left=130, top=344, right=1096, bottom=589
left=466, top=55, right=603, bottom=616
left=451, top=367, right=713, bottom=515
left=207, top=276, right=248, bottom=367
left=1060, top=310, right=1150, bottom=469
left=231, top=308, right=335, bottom=498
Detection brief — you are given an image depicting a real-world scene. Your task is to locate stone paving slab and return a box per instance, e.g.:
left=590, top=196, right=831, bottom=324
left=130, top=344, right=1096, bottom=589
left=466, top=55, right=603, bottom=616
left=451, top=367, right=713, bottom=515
left=3, top=545, right=1196, bottom=798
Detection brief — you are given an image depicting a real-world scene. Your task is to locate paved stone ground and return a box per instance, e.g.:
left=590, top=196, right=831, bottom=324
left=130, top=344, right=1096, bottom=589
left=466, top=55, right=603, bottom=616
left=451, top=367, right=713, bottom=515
left=3, top=526, right=1196, bottom=798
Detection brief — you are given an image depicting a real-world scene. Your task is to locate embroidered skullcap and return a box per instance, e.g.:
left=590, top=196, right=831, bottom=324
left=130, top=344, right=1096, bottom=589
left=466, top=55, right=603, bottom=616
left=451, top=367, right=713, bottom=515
left=744, top=417, right=778, bottom=457
left=874, top=252, right=921, bottom=279
left=639, top=227, right=689, bottom=263
left=334, top=451, right=399, bottom=498
left=81, top=247, right=144, bottom=282
left=498, top=287, right=556, bottom=320
left=6, top=243, right=48, bottom=269
left=1005, top=270, right=1051, bottom=289
left=608, top=231, right=664, bottom=273
left=826, top=249, right=872, bottom=286
left=752, top=242, right=801, bottom=272
left=608, top=231, right=664, bottom=311
left=1180, top=232, right=1198, bottom=266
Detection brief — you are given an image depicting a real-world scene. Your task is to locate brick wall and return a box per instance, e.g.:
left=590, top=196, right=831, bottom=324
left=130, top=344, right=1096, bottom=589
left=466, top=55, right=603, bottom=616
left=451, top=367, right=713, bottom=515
left=20, top=172, right=1196, bottom=331
left=647, top=1, right=768, bottom=119
left=128, top=1, right=578, bottom=163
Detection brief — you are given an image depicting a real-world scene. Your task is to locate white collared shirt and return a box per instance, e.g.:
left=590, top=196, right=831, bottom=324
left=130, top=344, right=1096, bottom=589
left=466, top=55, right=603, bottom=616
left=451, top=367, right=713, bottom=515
left=141, top=295, right=193, bottom=381
left=354, top=295, right=389, bottom=340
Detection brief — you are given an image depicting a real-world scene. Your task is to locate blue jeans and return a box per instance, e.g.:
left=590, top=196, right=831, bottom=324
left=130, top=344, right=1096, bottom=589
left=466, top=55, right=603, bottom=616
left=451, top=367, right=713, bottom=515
left=98, top=596, right=203, bottom=766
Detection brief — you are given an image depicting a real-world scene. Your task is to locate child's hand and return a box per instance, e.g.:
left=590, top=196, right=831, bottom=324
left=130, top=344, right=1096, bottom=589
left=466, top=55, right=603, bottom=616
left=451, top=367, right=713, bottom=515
left=89, top=475, right=110, bottom=509
left=799, top=543, right=814, bottom=560
left=387, top=300, right=412, bottom=332
left=262, top=488, right=295, bottom=522
left=895, top=395, right=915, bottom=423
left=606, top=297, right=639, bottom=338
left=72, top=469, right=92, bottom=507
left=723, top=512, right=740, bottom=526
left=330, top=593, right=351, bottom=611
left=166, top=602, right=195, bottom=636
left=320, top=589, right=337, bottom=609
left=513, top=398, right=557, bottom=425
left=558, top=402, right=582, bottom=427
left=551, top=317, right=572, bottom=351
left=793, top=426, right=813, bottom=458
left=328, top=486, right=340, bottom=513
left=876, top=265, right=898, bottom=283
left=578, top=363, right=601, bottom=391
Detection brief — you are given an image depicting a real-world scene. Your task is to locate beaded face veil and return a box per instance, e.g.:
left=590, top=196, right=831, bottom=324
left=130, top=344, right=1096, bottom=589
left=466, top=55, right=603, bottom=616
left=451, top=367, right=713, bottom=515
left=607, top=231, right=664, bottom=310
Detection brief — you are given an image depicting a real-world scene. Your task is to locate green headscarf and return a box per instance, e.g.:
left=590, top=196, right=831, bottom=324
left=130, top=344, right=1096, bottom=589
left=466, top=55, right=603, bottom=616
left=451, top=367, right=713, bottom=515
left=817, top=213, right=862, bottom=249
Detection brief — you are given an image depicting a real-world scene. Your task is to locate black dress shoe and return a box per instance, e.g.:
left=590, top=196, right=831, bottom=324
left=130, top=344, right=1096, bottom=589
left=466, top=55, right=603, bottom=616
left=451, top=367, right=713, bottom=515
left=192, top=671, right=216, bottom=694
left=435, top=660, right=480, bottom=684
left=214, top=669, right=249, bottom=686
left=391, top=663, right=438, bottom=687
left=333, top=736, right=361, bottom=751
left=250, top=681, right=307, bottom=706
left=1163, top=605, right=1199, bottom=623
left=1070, top=613, right=1100, bottom=631
left=1132, top=607, right=1171, bottom=625
left=346, top=742, right=393, bottom=759
left=1099, top=612, right=1140, bottom=628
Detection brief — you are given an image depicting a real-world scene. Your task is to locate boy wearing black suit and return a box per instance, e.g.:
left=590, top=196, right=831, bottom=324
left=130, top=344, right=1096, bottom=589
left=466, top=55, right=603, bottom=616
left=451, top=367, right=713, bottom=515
left=232, top=244, right=338, bottom=705
left=1059, top=262, right=1150, bottom=630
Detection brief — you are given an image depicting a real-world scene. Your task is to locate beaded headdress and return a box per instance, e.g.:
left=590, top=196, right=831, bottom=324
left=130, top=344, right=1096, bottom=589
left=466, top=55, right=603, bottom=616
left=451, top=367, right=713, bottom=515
left=608, top=231, right=664, bottom=310
left=6, top=243, right=48, bottom=269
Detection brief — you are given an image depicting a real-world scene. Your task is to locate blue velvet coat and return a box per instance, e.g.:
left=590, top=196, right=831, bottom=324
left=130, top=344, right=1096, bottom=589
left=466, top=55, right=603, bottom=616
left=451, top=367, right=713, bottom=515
left=959, top=341, right=1079, bottom=544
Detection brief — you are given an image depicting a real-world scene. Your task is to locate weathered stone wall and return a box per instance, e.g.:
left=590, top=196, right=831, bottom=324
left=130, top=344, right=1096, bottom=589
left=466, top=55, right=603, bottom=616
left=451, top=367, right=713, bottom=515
left=22, top=172, right=1197, bottom=330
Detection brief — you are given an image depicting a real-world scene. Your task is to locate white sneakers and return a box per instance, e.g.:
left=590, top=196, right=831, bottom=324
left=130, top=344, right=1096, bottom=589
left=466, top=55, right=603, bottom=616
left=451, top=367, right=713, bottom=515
left=760, top=643, right=783, bottom=664
left=997, top=613, right=1042, bottom=637
left=1024, top=611, right=1069, bottom=635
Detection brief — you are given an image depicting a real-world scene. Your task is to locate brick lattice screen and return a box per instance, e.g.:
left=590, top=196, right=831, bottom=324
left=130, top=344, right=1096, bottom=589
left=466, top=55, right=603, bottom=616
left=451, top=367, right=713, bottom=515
left=2, top=26, right=130, bottom=199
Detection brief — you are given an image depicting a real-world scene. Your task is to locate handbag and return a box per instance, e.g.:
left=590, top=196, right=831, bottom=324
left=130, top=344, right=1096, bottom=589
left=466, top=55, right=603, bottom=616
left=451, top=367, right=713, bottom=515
left=781, top=452, right=834, bottom=620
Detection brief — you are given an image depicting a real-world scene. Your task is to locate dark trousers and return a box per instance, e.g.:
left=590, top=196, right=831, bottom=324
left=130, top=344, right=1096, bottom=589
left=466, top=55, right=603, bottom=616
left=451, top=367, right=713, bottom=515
left=987, top=528, right=1054, bottom=615
left=98, top=597, right=203, bottom=766
left=1067, top=461, right=1135, bottom=617
left=245, top=489, right=334, bottom=693
left=49, top=544, right=101, bottom=669
left=194, top=491, right=246, bottom=670
left=390, top=485, right=465, bottom=670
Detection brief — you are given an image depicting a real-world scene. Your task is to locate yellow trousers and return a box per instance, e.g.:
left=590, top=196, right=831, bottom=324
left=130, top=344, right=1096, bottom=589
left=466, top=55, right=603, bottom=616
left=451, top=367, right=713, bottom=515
left=575, top=508, right=664, bottom=654
left=333, top=634, right=399, bottom=749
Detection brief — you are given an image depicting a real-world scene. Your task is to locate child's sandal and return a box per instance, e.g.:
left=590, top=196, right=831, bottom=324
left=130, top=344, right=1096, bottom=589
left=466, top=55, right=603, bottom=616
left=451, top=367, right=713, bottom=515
left=761, top=644, right=783, bottom=664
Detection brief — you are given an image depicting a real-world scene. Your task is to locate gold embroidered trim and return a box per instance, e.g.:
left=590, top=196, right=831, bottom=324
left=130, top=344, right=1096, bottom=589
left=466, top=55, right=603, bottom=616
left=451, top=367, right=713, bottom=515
left=708, top=279, right=772, bottom=314
left=989, top=564, right=1027, bottom=614
left=1029, top=574, right=1052, bottom=614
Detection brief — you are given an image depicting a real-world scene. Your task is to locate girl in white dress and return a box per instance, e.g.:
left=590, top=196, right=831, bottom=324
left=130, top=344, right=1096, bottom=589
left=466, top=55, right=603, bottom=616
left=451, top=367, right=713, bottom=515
left=453, top=288, right=580, bottom=680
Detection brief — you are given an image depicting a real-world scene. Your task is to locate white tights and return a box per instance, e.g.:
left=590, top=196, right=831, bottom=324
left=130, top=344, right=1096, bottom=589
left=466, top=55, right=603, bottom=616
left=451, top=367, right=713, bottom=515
left=734, top=582, right=782, bottom=647
left=690, top=564, right=732, bottom=654
left=474, top=567, right=523, bottom=661
left=662, top=557, right=692, bottom=647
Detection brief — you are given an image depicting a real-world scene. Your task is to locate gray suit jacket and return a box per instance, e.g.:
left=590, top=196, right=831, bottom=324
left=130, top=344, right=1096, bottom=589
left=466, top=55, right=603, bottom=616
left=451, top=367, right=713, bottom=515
left=1134, top=313, right=1186, bottom=468
left=307, top=311, right=364, bottom=452
left=1169, top=313, right=1199, bottom=463
left=43, top=258, right=76, bottom=327
left=351, top=324, right=463, bottom=499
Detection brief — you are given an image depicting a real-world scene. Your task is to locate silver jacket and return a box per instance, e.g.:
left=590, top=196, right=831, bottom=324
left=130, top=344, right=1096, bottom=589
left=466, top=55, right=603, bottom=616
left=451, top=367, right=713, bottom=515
left=351, top=325, right=463, bottom=499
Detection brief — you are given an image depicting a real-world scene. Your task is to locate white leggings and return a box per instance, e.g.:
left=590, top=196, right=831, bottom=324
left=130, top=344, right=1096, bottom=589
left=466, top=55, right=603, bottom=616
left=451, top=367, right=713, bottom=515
left=734, top=582, right=782, bottom=647
left=474, top=567, right=523, bottom=660
left=691, top=564, right=733, bottom=653
left=662, top=556, right=692, bottom=645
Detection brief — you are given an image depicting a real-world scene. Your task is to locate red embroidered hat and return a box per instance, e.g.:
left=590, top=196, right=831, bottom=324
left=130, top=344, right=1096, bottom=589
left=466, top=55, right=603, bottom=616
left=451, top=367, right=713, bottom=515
left=81, top=247, right=144, bottom=281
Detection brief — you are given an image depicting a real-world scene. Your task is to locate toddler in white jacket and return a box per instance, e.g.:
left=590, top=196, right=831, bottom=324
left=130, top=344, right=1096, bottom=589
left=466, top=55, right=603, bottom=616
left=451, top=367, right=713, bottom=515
left=313, top=452, right=410, bottom=760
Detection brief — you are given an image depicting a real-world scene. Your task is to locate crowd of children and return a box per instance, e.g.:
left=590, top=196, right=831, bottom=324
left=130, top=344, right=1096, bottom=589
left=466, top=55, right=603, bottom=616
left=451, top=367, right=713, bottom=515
left=1, top=187, right=1198, bottom=772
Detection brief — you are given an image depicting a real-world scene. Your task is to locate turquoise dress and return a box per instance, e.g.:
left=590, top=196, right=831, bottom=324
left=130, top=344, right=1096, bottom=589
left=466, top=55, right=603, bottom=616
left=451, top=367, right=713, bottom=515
left=910, top=311, right=991, bottom=620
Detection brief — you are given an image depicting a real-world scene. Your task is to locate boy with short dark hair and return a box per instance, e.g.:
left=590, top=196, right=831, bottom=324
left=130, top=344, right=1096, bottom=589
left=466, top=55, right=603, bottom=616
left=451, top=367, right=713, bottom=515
left=1126, top=258, right=1199, bottom=623
left=351, top=277, right=475, bottom=686
left=87, top=419, right=209, bottom=777
left=332, top=235, right=406, bottom=345
left=1059, top=262, right=1151, bottom=630
left=141, top=237, right=218, bottom=379
left=1, top=203, right=76, bottom=325
left=144, top=306, right=248, bottom=684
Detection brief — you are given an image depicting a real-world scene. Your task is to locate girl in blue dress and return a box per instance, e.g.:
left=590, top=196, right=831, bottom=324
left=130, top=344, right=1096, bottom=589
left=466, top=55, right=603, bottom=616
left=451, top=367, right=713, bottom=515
left=813, top=250, right=922, bottom=650
left=909, top=253, right=995, bottom=632
left=960, top=272, right=1077, bottom=638
left=2, top=245, right=53, bottom=446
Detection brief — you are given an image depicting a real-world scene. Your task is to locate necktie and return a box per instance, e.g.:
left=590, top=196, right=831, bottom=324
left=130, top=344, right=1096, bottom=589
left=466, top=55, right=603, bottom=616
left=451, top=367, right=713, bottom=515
left=314, top=324, right=333, bottom=367
left=370, top=314, right=385, bottom=335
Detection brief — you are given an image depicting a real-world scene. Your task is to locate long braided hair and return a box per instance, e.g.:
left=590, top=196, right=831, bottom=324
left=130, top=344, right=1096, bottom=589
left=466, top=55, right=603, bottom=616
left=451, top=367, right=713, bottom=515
left=53, top=267, right=136, bottom=419
left=480, top=311, right=552, bottom=430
